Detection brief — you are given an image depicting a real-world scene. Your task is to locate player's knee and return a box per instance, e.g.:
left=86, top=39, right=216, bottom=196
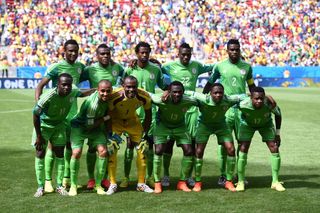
left=36, top=150, right=45, bottom=158
left=72, top=149, right=82, bottom=159
left=98, top=148, right=107, bottom=157
left=195, top=149, right=204, bottom=158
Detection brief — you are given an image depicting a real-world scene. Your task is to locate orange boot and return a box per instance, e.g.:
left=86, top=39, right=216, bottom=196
left=177, top=181, right=191, bottom=192
left=225, top=181, right=236, bottom=192
left=193, top=182, right=202, bottom=192
left=154, top=182, right=162, bottom=194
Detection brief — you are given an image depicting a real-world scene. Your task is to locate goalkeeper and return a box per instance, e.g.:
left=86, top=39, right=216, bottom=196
left=68, top=80, right=113, bottom=196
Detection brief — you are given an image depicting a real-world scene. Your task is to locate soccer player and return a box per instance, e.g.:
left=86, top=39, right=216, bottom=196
left=68, top=80, right=113, bottom=196
left=185, top=83, right=246, bottom=192
left=106, top=75, right=153, bottom=195
left=120, top=42, right=167, bottom=188
left=151, top=81, right=198, bottom=194
left=202, top=39, right=256, bottom=186
left=33, top=73, right=84, bottom=197
left=235, top=87, right=285, bottom=192
left=35, top=39, right=86, bottom=189
left=160, top=43, right=214, bottom=187
left=81, top=44, right=124, bottom=190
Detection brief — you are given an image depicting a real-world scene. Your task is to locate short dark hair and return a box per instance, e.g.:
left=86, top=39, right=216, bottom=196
left=251, top=86, right=265, bottom=94
left=64, top=39, right=79, bottom=50
left=96, top=43, right=110, bottom=53
left=98, top=79, right=111, bottom=86
left=169, top=81, right=185, bottom=92
left=212, top=83, right=224, bottom=90
left=179, top=42, right=192, bottom=51
left=58, top=73, right=73, bottom=82
left=135, top=42, right=151, bottom=54
left=227, top=39, right=240, bottom=48
left=123, top=75, right=138, bottom=84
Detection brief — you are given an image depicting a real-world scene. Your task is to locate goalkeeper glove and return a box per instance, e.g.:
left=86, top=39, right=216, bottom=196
left=107, top=140, right=120, bottom=155
left=136, top=139, right=149, bottom=154
left=108, top=132, right=123, bottom=144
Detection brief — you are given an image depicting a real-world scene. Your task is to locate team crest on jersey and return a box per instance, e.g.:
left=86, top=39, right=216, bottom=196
left=182, top=107, right=188, bottom=112
left=223, top=106, right=228, bottom=111
left=240, top=69, right=246, bottom=75
left=112, top=70, right=118, bottom=76
left=192, top=68, right=197, bottom=74
left=77, top=68, right=82, bottom=74
left=264, top=112, right=270, bottom=118
left=149, top=73, right=155, bottom=80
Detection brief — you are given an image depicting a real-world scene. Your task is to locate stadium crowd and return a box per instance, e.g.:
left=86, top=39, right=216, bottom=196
left=0, top=0, right=319, bottom=67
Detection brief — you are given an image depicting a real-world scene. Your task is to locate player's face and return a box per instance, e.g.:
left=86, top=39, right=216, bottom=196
left=123, top=79, right=138, bottom=99
left=97, top=47, right=111, bottom=67
left=251, top=92, right=265, bottom=109
left=227, top=44, right=241, bottom=63
left=137, top=47, right=150, bottom=64
left=65, top=44, right=79, bottom=64
left=98, top=82, right=112, bottom=102
left=58, top=77, right=72, bottom=97
left=170, top=85, right=184, bottom=104
left=210, top=86, right=224, bottom=103
left=179, top=48, right=192, bottom=66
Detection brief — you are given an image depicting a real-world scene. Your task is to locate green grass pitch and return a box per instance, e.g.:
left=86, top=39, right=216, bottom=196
left=0, top=88, right=319, bottom=212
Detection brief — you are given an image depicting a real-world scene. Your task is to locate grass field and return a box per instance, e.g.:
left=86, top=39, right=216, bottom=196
left=0, top=88, right=319, bottom=213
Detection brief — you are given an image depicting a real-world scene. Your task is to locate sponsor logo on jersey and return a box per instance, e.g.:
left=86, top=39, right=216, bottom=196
left=240, top=69, right=246, bottom=75
left=192, top=68, right=197, bottom=74
left=150, top=73, right=155, bottom=80
left=112, top=70, right=118, bottom=76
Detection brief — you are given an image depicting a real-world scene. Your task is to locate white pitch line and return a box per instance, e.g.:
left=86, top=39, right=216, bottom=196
left=0, top=109, right=31, bottom=113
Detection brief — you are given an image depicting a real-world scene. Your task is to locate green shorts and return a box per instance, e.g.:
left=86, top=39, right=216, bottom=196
left=236, top=118, right=276, bottom=142
left=195, top=122, right=234, bottom=144
left=31, top=123, right=66, bottom=147
left=153, top=122, right=191, bottom=145
left=71, top=127, right=107, bottom=149
left=185, top=106, right=199, bottom=138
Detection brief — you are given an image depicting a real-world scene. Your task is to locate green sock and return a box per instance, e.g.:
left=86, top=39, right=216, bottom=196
left=64, top=148, right=72, bottom=178
left=70, top=158, right=80, bottom=186
left=180, top=156, right=193, bottom=181
left=271, top=153, right=281, bottom=183
left=153, top=154, right=162, bottom=182
left=226, top=156, right=236, bottom=181
left=86, top=151, right=97, bottom=179
left=124, top=148, right=133, bottom=178
left=55, top=157, right=64, bottom=186
left=163, top=153, right=172, bottom=176
left=35, top=157, right=45, bottom=187
left=237, top=151, right=247, bottom=182
left=96, top=157, right=107, bottom=187
left=45, top=149, right=54, bottom=181
left=146, top=149, right=154, bottom=178
left=194, top=158, right=203, bottom=182
left=187, top=156, right=195, bottom=178
left=217, top=145, right=227, bottom=176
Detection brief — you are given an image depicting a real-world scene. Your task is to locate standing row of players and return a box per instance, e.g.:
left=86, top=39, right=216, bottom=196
left=32, top=39, right=285, bottom=197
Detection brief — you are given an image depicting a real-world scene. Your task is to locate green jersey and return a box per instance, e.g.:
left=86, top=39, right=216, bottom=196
left=45, top=60, right=85, bottom=86
left=162, top=60, right=213, bottom=91
left=71, top=91, right=109, bottom=130
left=81, top=62, right=124, bottom=87
left=237, top=97, right=281, bottom=128
left=151, top=93, right=197, bottom=128
left=125, top=62, right=167, bottom=93
left=185, top=91, right=245, bottom=125
left=33, top=88, right=81, bottom=128
left=208, top=59, right=254, bottom=95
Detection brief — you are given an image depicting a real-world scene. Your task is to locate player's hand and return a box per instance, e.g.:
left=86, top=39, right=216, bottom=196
left=161, top=90, right=170, bottom=102
left=266, top=95, right=277, bottom=109
left=128, top=59, right=138, bottom=68
left=275, top=135, right=281, bottom=147
left=136, top=139, right=149, bottom=154
left=35, top=136, right=45, bottom=151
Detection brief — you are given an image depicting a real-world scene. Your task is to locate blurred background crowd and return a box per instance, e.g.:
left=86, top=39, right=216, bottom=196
left=0, top=0, right=319, bottom=68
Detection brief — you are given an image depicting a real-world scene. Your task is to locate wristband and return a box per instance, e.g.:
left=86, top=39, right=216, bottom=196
left=103, top=115, right=110, bottom=121
left=276, top=129, right=280, bottom=135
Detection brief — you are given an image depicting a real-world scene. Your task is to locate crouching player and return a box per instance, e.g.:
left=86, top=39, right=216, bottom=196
left=68, top=80, right=113, bottom=196
left=106, top=76, right=153, bottom=195
left=33, top=73, right=85, bottom=197
left=235, top=87, right=285, bottom=192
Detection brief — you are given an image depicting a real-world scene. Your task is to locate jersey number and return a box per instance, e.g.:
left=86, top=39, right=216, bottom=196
left=232, top=77, right=237, bottom=87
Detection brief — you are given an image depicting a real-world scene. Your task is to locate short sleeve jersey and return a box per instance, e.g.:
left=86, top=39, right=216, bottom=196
left=162, top=60, right=213, bottom=91
left=33, top=88, right=81, bottom=128
left=125, top=62, right=167, bottom=93
left=71, top=91, right=109, bottom=129
left=45, top=60, right=85, bottom=86
left=208, top=59, right=254, bottom=95
left=238, top=97, right=281, bottom=128
left=81, top=62, right=124, bottom=87
left=151, top=93, right=198, bottom=128
left=108, top=88, right=152, bottom=120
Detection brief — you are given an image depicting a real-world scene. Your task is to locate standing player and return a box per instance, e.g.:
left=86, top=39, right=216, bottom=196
left=185, top=83, right=246, bottom=192
left=235, top=87, right=285, bottom=192
left=203, top=39, right=255, bottom=186
left=160, top=43, right=214, bottom=187
left=120, top=42, right=167, bottom=188
left=35, top=39, right=86, bottom=189
left=151, top=81, right=198, bottom=193
left=68, top=80, right=113, bottom=196
left=106, top=76, right=153, bottom=195
left=81, top=44, right=124, bottom=190
left=33, top=73, right=83, bottom=197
